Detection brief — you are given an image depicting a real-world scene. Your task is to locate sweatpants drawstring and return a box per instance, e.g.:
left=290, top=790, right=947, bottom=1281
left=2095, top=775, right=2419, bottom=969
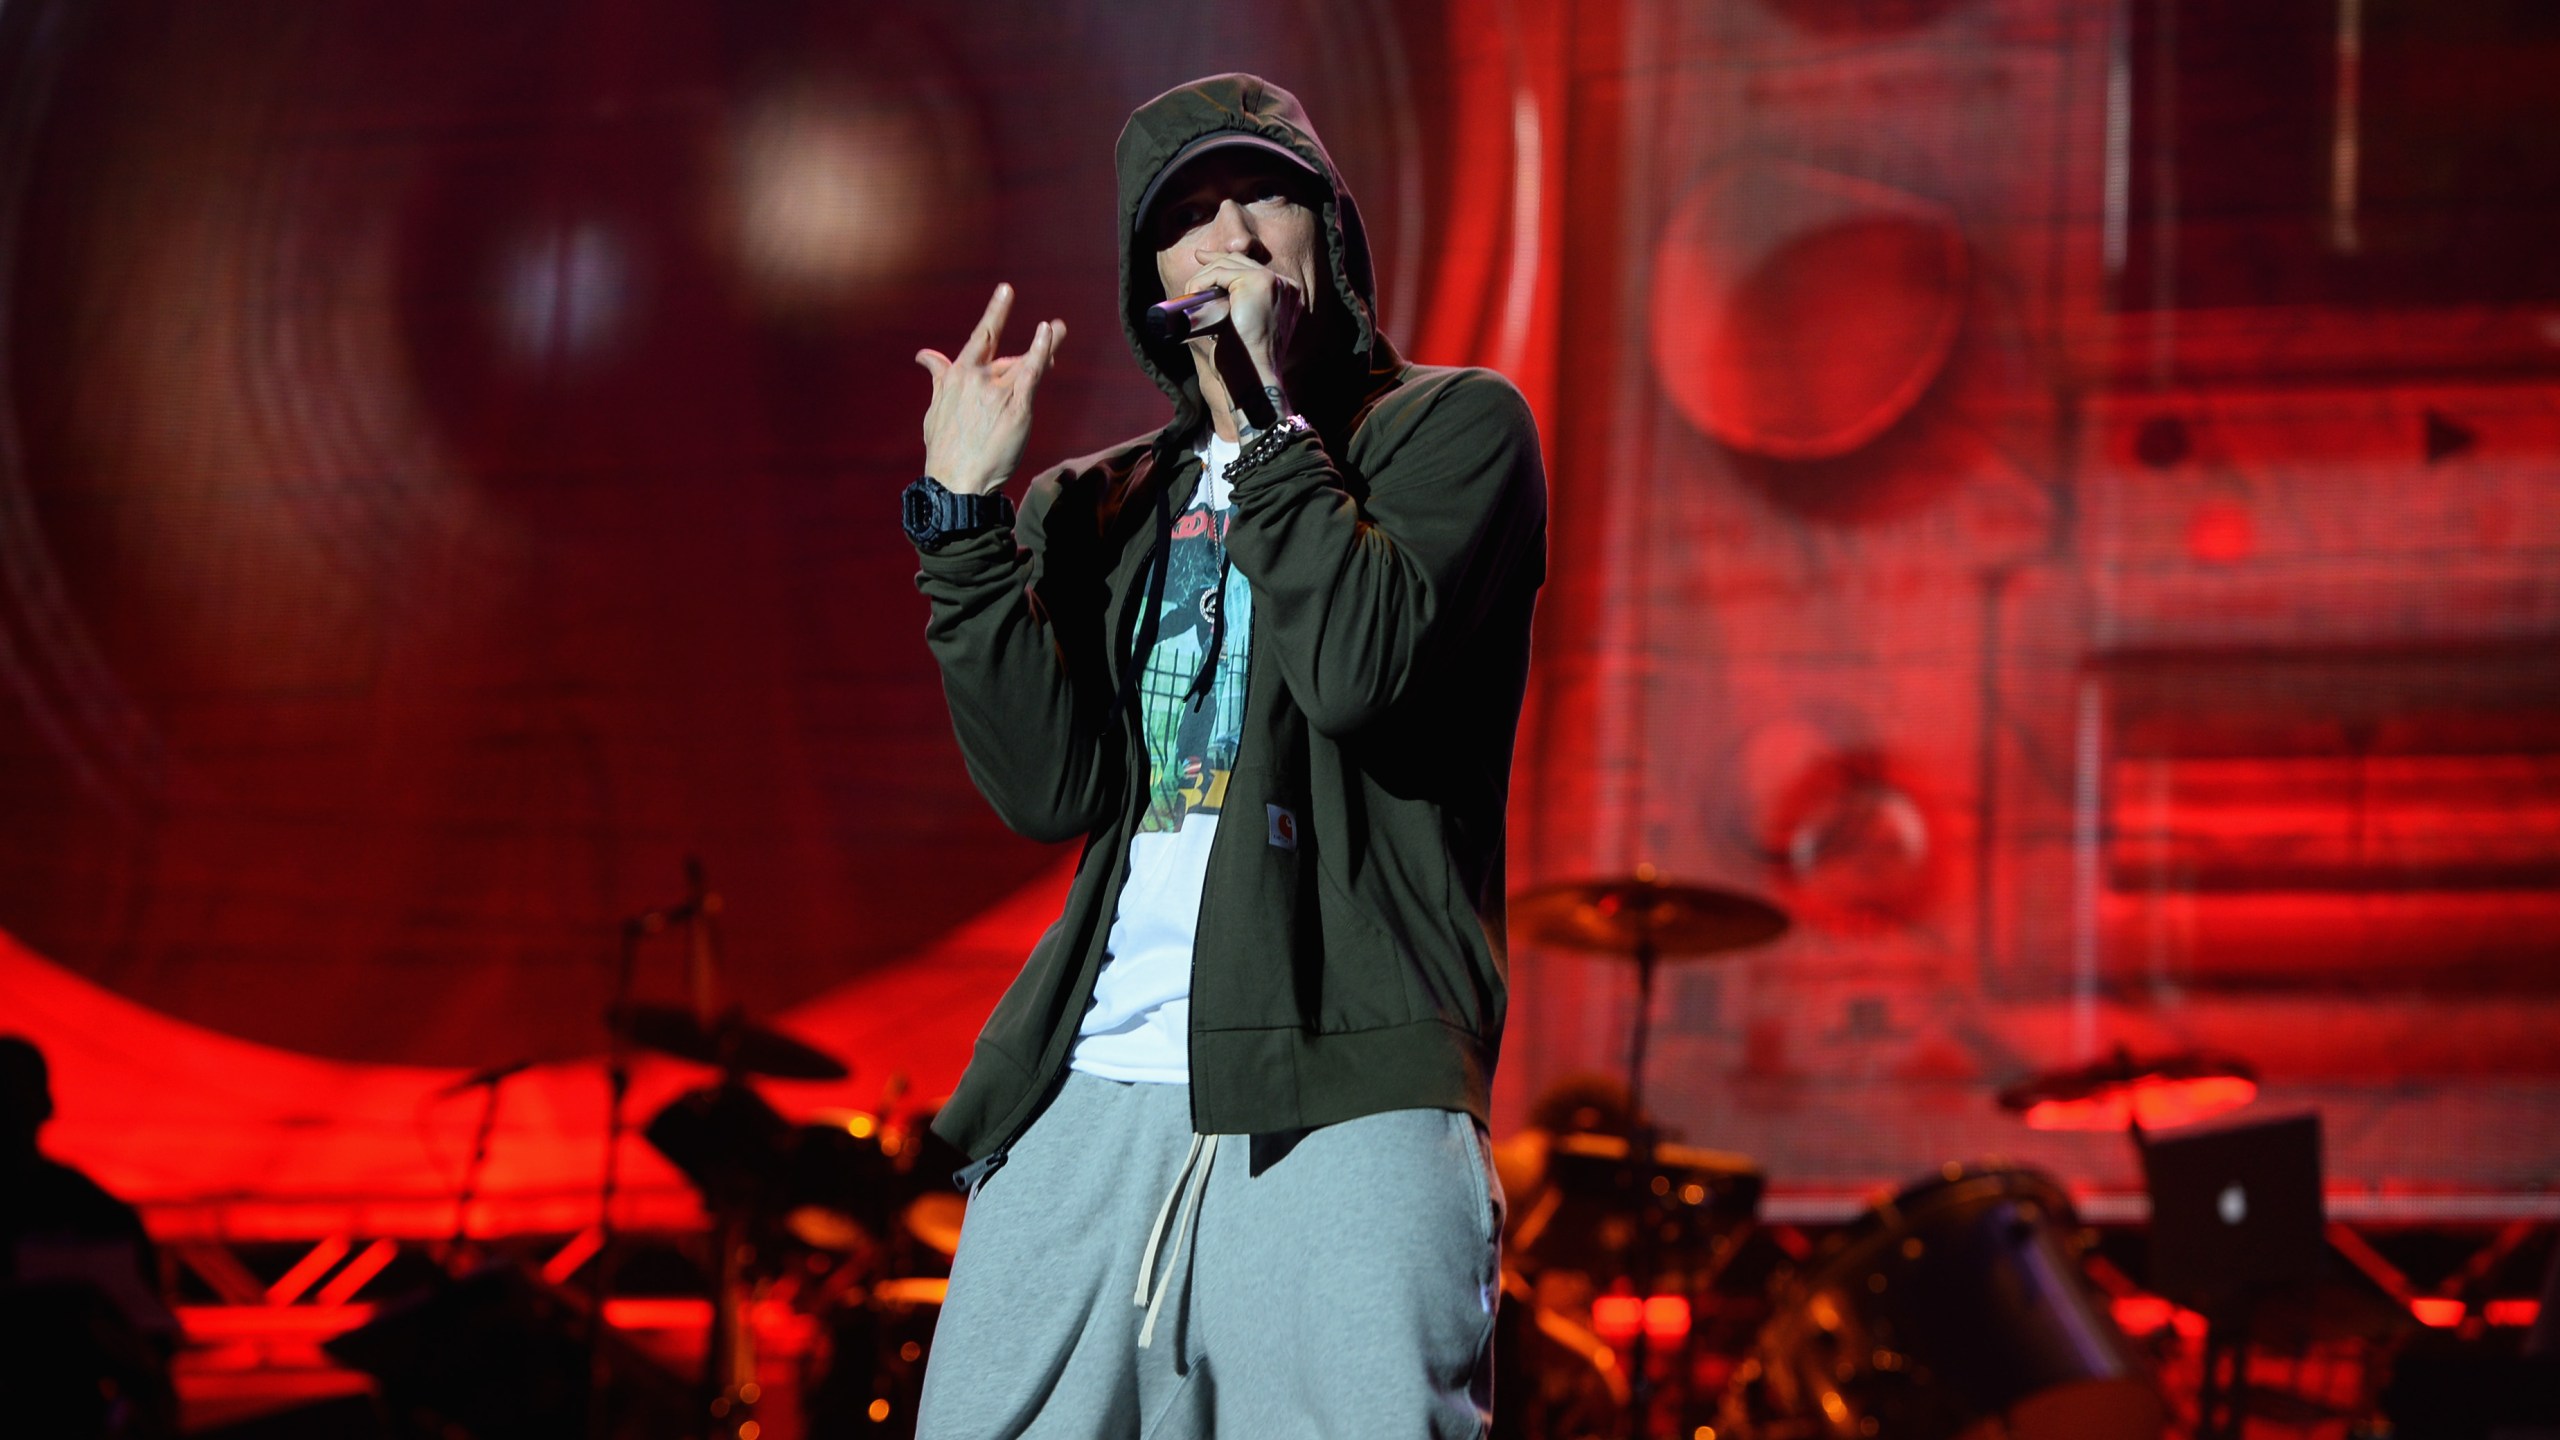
left=1134, top=1132, right=1216, bottom=1349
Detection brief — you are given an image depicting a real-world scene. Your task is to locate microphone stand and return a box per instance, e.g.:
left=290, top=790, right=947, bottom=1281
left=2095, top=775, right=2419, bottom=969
left=589, top=874, right=697, bottom=1331
left=588, top=860, right=729, bottom=1440
left=445, top=1067, right=518, bottom=1266
left=586, top=912, right=647, bottom=1440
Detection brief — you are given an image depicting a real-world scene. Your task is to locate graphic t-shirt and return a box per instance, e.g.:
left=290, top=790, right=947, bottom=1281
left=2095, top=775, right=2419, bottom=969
left=1071, top=431, right=1250, bottom=1083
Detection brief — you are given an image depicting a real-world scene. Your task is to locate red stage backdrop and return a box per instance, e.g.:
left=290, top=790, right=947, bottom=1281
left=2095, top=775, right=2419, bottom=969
left=1499, top=0, right=2560, bottom=1194
left=2, top=0, right=2555, bottom=1210
left=0, top=0, right=1437, bottom=1061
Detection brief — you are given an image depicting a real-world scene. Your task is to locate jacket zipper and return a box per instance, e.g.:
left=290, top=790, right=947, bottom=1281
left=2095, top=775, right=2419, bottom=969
left=954, top=1149, right=1006, bottom=1197
left=963, top=444, right=1207, bottom=1185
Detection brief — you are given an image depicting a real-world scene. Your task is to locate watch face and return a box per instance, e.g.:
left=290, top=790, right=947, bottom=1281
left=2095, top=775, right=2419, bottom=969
left=903, top=478, right=942, bottom=544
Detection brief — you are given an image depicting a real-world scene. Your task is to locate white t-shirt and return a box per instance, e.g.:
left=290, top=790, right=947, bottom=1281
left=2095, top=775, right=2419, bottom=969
left=1072, top=431, right=1248, bottom=1084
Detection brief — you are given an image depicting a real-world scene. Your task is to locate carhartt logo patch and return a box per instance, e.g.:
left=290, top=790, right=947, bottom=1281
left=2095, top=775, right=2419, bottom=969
left=1266, top=804, right=1299, bottom=851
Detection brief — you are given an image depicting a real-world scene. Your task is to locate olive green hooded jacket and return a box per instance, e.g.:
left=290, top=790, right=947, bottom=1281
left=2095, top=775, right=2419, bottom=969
left=917, top=74, right=1546, bottom=1164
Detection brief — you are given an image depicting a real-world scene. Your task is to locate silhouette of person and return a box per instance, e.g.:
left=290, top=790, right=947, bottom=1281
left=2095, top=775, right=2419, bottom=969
left=0, top=1035, right=178, bottom=1438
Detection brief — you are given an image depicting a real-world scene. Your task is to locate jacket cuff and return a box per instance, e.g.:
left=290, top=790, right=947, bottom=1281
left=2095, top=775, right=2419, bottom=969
left=913, top=523, right=1017, bottom=570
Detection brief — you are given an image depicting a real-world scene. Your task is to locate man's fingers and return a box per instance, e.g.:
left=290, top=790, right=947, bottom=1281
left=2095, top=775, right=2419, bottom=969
left=915, top=349, right=952, bottom=382
left=1002, top=321, right=1060, bottom=395
left=1178, top=257, right=1277, bottom=305
left=957, top=283, right=1012, bottom=366
left=1025, top=318, right=1066, bottom=384
left=1189, top=246, right=1275, bottom=274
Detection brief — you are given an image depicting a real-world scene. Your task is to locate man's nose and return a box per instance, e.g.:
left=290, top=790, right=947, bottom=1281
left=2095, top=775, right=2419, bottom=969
left=1203, top=199, right=1268, bottom=260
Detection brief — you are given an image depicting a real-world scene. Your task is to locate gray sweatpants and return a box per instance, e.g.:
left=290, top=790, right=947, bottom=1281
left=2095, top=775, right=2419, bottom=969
left=914, top=1071, right=1504, bottom=1438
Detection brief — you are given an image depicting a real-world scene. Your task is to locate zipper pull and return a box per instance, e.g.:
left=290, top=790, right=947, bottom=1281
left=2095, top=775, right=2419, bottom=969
left=954, top=1148, right=1009, bottom=1198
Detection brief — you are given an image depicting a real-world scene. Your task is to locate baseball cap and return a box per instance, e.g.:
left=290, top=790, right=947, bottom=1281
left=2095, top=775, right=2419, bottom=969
left=1135, top=131, right=1321, bottom=238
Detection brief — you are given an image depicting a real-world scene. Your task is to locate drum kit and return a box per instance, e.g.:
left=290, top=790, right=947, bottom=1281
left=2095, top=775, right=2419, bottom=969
left=591, top=862, right=969, bottom=1439
left=1502, top=868, right=2185, bottom=1440
left=520, top=861, right=2223, bottom=1440
left=623, top=1041, right=968, bottom=1440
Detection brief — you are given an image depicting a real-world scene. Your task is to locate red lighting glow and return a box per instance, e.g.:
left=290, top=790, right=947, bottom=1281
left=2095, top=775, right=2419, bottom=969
left=1592, top=1295, right=1641, bottom=1341
left=2110, top=1296, right=2208, bottom=1339
left=2411, top=1297, right=2466, bottom=1328
left=2021, top=1075, right=2259, bottom=1132
left=4, top=0, right=2558, bottom=1304
left=2401, top=1297, right=2543, bottom=1329
left=2183, top=498, right=2256, bottom=564
left=1590, top=1293, right=1691, bottom=1344
left=2110, top=1296, right=2175, bottom=1334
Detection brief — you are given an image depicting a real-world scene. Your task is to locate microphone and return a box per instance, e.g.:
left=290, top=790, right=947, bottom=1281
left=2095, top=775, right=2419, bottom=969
left=1145, top=287, right=1226, bottom=342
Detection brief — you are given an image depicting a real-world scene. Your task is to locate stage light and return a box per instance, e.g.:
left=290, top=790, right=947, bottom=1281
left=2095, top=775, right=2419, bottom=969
left=2412, top=1297, right=2466, bottom=1328
left=1592, top=1293, right=1641, bottom=1340
left=1591, top=1292, right=1691, bottom=1344
left=727, top=85, right=957, bottom=313
left=2184, top=498, right=2256, bottom=564
left=1643, top=1294, right=1691, bottom=1342
left=496, top=220, right=633, bottom=367
left=2110, top=1296, right=2210, bottom=1340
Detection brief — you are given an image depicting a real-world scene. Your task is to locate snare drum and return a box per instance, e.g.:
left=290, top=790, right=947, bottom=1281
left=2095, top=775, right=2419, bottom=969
left=1725, top=1164, right=2162, bottom=1440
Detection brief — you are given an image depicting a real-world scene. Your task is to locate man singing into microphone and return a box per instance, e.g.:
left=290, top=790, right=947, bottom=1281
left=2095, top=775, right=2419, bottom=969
left=902, top=74, right=1545, bottom=1436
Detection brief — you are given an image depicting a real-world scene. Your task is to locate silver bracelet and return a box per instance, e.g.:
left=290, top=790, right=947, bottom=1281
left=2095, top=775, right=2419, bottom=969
left=1224, top=413, right=1312, bottom=481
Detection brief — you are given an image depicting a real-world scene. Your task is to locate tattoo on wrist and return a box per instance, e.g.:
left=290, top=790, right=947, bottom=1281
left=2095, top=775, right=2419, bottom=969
left=1232, top=384, right=1291, bottom=447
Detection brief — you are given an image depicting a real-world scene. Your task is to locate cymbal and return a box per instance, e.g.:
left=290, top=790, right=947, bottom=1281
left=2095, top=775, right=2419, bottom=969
left=1997, top=1047, right=2256, bottom=1132
left=902, top=1192, right=966, bottom=1258
left=1511, top=870, right=1789, bottom=958
left=1548, top=1129, right=1763, bottom=1179
left=870, top=1277, right=948, bottom=1308
left=612, top=1003, right=850, bottom=1081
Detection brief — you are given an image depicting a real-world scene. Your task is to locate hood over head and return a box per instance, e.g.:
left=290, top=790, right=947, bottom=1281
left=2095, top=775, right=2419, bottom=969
left=1114, top=74, right=1400, bottom=438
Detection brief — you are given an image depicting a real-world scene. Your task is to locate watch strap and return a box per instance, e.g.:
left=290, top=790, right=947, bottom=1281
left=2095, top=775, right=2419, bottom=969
left=904, top=476, right=1015, bottom=551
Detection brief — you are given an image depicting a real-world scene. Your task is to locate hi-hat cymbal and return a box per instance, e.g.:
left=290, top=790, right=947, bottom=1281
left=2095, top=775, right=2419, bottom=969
left=1997, top=1047, right=2256, bottom=1132
left=903, top=1192, right=967, bottom=1258
left=611, top=1003, right=850, bottom=1081
left=1511, top=870, right=1790, bottom=958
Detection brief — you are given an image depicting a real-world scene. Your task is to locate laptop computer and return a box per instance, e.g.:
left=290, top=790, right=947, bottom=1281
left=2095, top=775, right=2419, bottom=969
left=2142, top=1111, right=2327, bottom=1312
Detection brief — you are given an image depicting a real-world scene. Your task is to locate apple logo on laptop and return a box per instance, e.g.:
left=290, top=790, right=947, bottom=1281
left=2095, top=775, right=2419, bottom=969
left=2218, top=1182, right=2248, bottom=1226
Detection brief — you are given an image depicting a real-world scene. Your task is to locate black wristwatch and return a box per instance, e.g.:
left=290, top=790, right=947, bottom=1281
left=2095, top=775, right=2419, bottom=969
left=902, top=475, right=1015, bottom=552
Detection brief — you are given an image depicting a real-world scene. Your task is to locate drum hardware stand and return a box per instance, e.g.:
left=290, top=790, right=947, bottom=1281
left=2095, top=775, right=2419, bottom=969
left=1510, top=866, right=1790, bottom=1440
left=1622, top=919, right=1666, bottom=1440
left=585, top=894, right=656, bottom=1440
left=667, top=858, right=767, bottom=1440
left=591, top=857, right=770, bottom=1440
left=2194, top=1298, right=2253, bottom=1440
left=443, top=1059, right=530, bottom=1268
left=601, top=858, right=858, bottom=1440
left=702, top=1181, right=761, bottom=1440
